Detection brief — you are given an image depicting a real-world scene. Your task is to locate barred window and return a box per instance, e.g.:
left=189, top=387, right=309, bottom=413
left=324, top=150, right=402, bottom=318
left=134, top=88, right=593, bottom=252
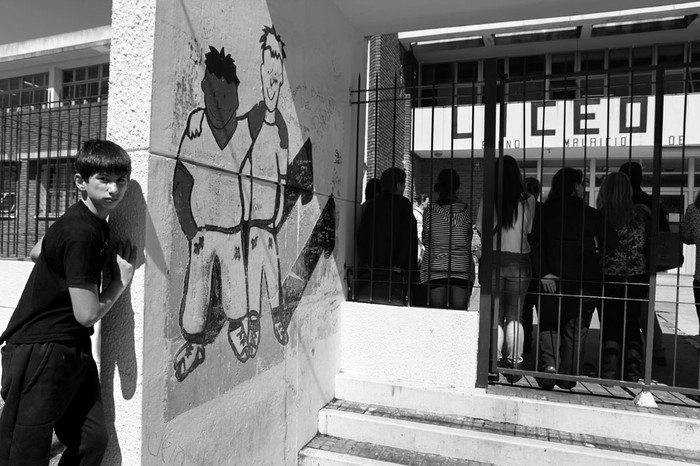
left=62, top=63, right=109, bottom=103
left=0, top=73, right=49, bottom=108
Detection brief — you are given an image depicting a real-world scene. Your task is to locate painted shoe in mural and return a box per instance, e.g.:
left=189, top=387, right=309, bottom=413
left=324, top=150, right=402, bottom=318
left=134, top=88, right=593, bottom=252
left=173, top=342, right=206, bottom=382
left=228, top=310, right=261, bottom=362
left=228, top=316, right=251, bottom=363
left=246, top=310, right=261, bottom=359
left=271, top=305, right=290, bottom=346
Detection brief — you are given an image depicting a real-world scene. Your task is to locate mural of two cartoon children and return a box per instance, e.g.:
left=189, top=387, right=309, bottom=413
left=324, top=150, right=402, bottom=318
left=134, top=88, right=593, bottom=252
left=171, top=26, right=335, bottom=382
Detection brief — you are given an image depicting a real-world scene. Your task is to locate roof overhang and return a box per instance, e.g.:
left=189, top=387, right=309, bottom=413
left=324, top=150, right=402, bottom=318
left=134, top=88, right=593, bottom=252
left=398, top=3, right=700, bottom=62
left=0, top=26, right=110, bottom=77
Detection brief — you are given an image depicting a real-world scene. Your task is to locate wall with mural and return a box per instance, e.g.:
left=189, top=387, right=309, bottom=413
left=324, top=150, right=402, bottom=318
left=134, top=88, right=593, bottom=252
left=144, top=0, right=364, bottom=463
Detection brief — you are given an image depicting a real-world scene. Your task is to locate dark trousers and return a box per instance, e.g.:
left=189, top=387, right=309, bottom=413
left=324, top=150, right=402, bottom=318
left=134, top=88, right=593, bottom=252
left=521, top=279, right=539, bottom=349
left=599, top=275, right=647, bottom=381
left=693, top=279, right=700, bottom=326
left=538, top=288, right=596, bottom=377
left=0, top=340, right=107, bottom=465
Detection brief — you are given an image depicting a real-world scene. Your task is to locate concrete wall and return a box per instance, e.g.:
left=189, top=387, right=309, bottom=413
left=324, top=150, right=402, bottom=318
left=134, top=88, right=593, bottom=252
left=341, top=302, right=481, bottom=389
left=142, top=0, right=365, bottom=463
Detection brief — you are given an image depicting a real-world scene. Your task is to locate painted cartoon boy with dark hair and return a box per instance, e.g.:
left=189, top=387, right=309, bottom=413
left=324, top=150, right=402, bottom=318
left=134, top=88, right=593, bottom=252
left=171, top=46, right=253, bottom=381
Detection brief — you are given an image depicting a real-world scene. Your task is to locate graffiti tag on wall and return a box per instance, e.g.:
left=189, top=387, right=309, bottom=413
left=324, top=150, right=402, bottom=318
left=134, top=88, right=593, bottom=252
left=171, top=26, right=335, bottom=382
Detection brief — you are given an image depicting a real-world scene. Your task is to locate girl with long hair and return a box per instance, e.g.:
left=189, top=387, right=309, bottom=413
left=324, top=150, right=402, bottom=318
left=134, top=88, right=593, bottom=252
left=597, top=172, right=649, bottom=381
left=477, top=155, right=535, bottom=383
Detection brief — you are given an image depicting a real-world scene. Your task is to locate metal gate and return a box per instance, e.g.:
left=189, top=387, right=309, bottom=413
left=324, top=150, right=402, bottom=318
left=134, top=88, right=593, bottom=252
left=0, top=99, right=107, bottom=258
left=351, top=54, right=700, bottom=404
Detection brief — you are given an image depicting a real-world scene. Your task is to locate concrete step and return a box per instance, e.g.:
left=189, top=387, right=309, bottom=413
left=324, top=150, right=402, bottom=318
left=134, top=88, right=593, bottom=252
left=310, top=399, right=699, bottom=465
left=335, top=372, right=700, bottom=454
left=298, top=434, right=488, bottom=465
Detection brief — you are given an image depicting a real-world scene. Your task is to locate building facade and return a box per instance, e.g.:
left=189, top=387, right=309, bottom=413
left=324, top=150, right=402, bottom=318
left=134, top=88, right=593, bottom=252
left=0, top=26, right=110, bottom=257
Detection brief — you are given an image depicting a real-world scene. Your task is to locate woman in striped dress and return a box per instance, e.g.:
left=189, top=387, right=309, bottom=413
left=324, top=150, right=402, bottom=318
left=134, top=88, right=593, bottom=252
left=477, top=155, right=535, bottom=383
left=420, top=169, right=474, bottom=309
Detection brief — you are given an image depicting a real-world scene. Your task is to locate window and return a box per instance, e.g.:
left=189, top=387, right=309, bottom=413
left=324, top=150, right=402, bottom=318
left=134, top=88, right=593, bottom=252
left=689, top=41, right=700, bottom=93
left=0, top=73, right=49, bottom=108
left=62, top=63, right=109, bottom=104
left=37, top=160, right=76, bottom=219
left=579, top=50, right=606, bottom=98
left=419, top=63, right=453, bottom=107
left=507, top=55, right=546, bottom=102
left=550, top=53, right=576, bottom=100
left=659, top=43, right=688, bottom=94
left=0, top=193, right=15, bottom=218
left=456, top=61, right=481, bottom=104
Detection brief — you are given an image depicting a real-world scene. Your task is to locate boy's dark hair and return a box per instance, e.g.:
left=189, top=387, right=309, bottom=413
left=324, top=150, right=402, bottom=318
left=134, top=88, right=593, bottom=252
left=74, top=139, right=131, bottom=180
left=547, top=167, right=583, bottom=203
left=204, top=46, right=241, bottom=86
left=434, top=169, right=460, bottom=197
left=365, top=178, right=381, bottom=202
left=380, top=167, right=406, bottom=194
left=619, top=161, right=643, bottom=189
left=524, top=177, right=541, bottom=198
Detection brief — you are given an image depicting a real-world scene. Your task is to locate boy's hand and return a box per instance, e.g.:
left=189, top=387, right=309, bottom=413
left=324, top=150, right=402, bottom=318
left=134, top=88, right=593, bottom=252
left=111, top=240, right=138, bottom=289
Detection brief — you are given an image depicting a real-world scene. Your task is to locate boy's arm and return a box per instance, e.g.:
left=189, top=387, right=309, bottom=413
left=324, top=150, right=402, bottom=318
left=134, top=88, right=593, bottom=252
left=30, top=236, right=44, bottom=262
left=69, top=240, right=137, bottom=327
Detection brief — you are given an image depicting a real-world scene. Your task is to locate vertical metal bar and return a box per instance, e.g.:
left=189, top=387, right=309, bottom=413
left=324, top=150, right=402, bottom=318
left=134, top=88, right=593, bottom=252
left=644, top=66, right=664, bottom=388
left=369, top=73, right=379, bottom=302
left=476, top=58, right=498, bottom=387
left=351, top=74, right=361, bottom=301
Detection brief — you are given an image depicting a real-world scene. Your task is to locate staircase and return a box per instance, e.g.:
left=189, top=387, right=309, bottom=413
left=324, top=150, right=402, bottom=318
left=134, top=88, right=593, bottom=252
left=299, top=373, right=700, bottom=465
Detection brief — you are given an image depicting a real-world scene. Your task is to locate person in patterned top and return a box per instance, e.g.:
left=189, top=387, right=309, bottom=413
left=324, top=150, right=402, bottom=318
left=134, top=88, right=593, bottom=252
left=681, top=191, right=700, bottom=336
left=597, top=172, right=650, bottom=382
left=421, top=169, right=474, bottom=309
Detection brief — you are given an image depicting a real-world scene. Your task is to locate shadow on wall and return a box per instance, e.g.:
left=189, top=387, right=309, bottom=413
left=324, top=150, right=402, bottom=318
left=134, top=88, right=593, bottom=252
left=98, top=179, right=149, bottom=464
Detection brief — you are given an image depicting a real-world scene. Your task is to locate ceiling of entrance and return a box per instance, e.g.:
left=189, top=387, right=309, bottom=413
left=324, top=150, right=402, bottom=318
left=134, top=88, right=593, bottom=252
left=332, top=0, right=698, bottom=36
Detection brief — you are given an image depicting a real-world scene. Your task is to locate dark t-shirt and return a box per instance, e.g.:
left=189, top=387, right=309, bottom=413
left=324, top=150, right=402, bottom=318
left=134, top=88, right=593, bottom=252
left=357, top=192, right=418, bottom=271
left=0, top=201, right=109, bottom=344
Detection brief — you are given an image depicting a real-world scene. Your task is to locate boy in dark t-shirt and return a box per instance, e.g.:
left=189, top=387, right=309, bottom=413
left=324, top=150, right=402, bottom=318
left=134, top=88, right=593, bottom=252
left=0, top=139, right=137, bottom=465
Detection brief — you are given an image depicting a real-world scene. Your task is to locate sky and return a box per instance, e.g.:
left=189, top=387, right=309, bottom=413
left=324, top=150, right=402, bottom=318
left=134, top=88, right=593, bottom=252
left=0, top=0, right=112, bottom=45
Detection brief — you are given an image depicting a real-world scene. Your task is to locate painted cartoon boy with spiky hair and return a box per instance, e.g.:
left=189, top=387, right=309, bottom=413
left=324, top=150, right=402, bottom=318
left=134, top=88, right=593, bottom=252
left=230, top=25, right=291, bottom=358
left=171, top=46, right=253, bottom=381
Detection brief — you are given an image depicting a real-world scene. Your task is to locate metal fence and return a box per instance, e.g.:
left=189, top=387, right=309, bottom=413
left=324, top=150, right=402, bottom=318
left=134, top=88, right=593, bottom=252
left=350, top=58, right=700, bottom=403
left=0, top=99, right=108, bottom=258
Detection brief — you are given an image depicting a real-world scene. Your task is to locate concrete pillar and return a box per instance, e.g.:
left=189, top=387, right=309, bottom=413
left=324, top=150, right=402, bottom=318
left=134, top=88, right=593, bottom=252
left=101, top=0, right=156, bottom=463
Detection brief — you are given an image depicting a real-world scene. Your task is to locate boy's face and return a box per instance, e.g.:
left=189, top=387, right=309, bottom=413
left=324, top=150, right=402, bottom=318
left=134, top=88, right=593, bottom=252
left=260, top=50, right=283, bottom=113
left=75, top=172, right=129, bottom=219
left=202, top=71, right=239, bottom=129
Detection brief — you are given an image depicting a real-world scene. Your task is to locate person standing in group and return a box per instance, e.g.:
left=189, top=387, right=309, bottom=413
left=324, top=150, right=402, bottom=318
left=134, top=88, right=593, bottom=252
left=597, top=172, right=649, bottom=382
left=413, top=193, right=429, bottom=265
left=530, top=167, right=617, bottom=390
left=357, top=167, right=418, bottom=304
left=521, top=177, right=542, bottom=353
left=681, top=191, right=700, bottom=339
left=477, top=155, right=535, bottom=383
left=619, top=161, right=667, bottom=365
left=421, top=169, right=474, bottom=309
left=0, top=140, right=138, bottom=464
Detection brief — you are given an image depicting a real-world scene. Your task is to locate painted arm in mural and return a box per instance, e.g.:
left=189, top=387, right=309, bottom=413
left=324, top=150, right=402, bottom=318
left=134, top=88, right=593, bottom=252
left=172, top=108, right=206, bottom=241
left=185, top=108, right=206, bottom=138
